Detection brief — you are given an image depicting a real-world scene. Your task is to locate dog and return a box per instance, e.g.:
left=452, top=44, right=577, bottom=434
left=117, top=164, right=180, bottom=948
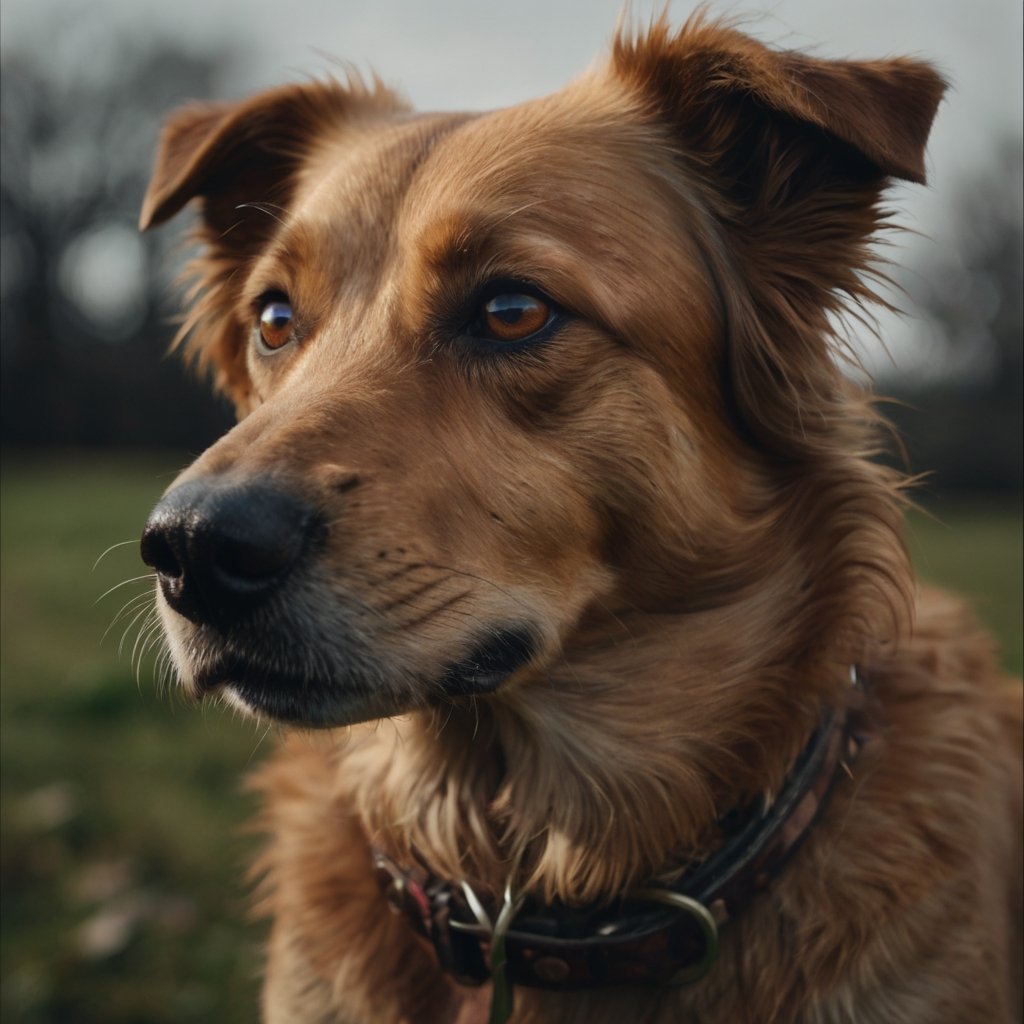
left=138, top=14, right=1022, bottom=1023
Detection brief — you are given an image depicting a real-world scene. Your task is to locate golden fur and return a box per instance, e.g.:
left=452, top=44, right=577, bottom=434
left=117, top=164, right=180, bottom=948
left=140, top=14, right=1022, bottom=1022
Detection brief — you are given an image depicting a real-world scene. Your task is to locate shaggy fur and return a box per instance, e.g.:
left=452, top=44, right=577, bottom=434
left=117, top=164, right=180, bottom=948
left=139, top=14, right=1022, bottom=1023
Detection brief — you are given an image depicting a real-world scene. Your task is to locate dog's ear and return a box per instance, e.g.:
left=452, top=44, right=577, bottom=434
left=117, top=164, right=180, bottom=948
left=140, top=81, right=393, bottom=236
left=612, top=17, right=946, bottom=456
left=612, top=16, right=945, bottom=191
left=140, top=100, right=242, bottom=232
left=139, top=80, right=404, bottom=407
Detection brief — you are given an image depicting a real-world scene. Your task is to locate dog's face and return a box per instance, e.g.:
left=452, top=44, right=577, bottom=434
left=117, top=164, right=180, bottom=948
left=140, top=20, right=942, bottom=728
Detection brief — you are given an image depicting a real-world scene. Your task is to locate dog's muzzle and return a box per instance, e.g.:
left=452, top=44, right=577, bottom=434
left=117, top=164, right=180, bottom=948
left=139, top=475, right=539, bottom=727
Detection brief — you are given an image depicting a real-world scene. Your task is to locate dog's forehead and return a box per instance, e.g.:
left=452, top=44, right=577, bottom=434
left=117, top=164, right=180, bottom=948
left=400, top=85, right=661, bottom=236
left=252, top=111, right=478, bottom=302
left=285, top=81, right=663, bottom=257
left=287, top=111, right=473, bottom=245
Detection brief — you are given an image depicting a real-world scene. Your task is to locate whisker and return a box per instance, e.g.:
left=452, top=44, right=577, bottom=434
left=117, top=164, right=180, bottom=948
left=399, top=558, right=537, bottom=618
left=138, top=620, right=168, bottom=688
left=118, top=605, right=153, bottom=661
left=127, top=610, right=159, bottom=693
left=93, top=539, right=142, bottom=571
left=158, top=648, right=176, bottom=692
left=248, top=722, right=275, bottom=764
left=235, top=201, right=287, bottom=227
left=94, top=574, right=156, bottom=606
left=154, top=646, right=171, bottom=692
left=101, top=591, right=155, bottom=645
left=136, top=615, right=164, bottom=678
left=131, top=608, right=158, bottom=660
left=137, top=640, right=161, bottom=689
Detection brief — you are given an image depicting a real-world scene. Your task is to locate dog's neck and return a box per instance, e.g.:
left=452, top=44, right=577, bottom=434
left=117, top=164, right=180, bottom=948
left=349, top=455, right=910, bottom=906
left=350, top=599, right=852, bottom=906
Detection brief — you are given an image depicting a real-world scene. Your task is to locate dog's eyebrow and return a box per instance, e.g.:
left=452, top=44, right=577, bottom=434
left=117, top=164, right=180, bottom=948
left=239, top=221, right=328, bottom=303
left=417, top=213, right=491, bottom=279
left=414, top=206, right=572, bottom=295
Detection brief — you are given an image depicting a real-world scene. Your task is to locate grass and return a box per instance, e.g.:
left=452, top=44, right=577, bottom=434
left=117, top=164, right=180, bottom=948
left=906, top=499, right=1023, bottom=674
left=2, top=453, right=264, bottom=1024
left=1, top=452, right=1021, bottom=1023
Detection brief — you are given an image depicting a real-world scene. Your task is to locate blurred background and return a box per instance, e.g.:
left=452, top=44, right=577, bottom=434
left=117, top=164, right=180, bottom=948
left=1, top=1, right=1020, bottom=1021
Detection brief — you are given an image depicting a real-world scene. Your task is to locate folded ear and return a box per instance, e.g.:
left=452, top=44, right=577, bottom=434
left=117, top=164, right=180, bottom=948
left=140, top=99, right=241, bottom=231
left=139, top=79, right=405, bottom=406
left=612, top=16, right=946, bottom=456
left=613, top=17, right=945, bottom=191
left=140, top=79, right=403, bottom=237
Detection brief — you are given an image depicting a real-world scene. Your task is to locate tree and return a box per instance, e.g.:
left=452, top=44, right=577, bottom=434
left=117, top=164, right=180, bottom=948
left=1, top=31, right=235, bottom=447
left=887, top=140, right=1024, bottom=494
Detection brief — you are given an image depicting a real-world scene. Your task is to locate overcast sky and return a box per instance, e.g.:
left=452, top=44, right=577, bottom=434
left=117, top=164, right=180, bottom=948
left=3, top=0, right=1022, bottom=376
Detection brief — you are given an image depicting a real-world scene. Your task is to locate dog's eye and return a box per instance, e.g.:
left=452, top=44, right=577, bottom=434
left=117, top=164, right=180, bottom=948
left=257, top=298, right=294, bottom=351
left=477, top=292, right=553, bottom=343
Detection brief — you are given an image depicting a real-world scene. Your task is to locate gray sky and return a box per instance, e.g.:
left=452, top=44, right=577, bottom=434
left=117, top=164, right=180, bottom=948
left=3, top=0, right=1022, bottom=377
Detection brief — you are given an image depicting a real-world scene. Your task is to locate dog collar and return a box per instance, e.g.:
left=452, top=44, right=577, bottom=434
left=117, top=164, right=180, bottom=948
left=373, top=667, right=867, bottom=993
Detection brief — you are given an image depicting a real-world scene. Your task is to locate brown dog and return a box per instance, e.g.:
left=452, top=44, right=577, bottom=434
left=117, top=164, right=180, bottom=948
left=139, top=14, right=1022, bottom=1023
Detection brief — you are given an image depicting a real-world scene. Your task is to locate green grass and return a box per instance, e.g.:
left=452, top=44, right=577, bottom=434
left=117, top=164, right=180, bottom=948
left=906, top=500, right=1023, bottom=675
left=1, top=454, right=1020, bottom=1023
left=2, top=453, right=264, bottom=1024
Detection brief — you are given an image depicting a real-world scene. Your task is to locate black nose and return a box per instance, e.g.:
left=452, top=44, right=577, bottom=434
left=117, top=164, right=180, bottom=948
left=140, top=478, right=317, bottom=626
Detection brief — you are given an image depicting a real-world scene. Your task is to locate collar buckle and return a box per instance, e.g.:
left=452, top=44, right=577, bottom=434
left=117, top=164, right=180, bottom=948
left=628, top=888, right=720, bottom=985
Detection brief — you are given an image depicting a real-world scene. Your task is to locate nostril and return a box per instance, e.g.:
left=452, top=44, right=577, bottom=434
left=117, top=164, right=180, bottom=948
left=140, top=525, right=184, bottom=580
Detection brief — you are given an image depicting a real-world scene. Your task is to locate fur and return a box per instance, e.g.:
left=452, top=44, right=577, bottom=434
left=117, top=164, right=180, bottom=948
left=140, top=14, right=1022, bottom=1022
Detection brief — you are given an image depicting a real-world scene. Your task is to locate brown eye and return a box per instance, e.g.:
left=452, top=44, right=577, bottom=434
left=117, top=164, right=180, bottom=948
left=258, top=299, right=294, bottom=351
left=481, top=292, right=552, bottom=342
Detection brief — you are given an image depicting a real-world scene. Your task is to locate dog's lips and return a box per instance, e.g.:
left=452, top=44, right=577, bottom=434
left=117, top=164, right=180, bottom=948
left=193, top=655, right=411, bottom=729
left=191, top=626, right=538, bottom=726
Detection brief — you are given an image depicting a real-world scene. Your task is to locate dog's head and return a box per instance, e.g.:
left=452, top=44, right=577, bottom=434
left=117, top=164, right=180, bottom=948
left=140, top=17, right=943, bottom=730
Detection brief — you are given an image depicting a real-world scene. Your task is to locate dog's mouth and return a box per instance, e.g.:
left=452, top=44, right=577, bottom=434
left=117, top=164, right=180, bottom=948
left=191, top=625, right=538, bottom=728
left=194, top=654, right=405, bottom=728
